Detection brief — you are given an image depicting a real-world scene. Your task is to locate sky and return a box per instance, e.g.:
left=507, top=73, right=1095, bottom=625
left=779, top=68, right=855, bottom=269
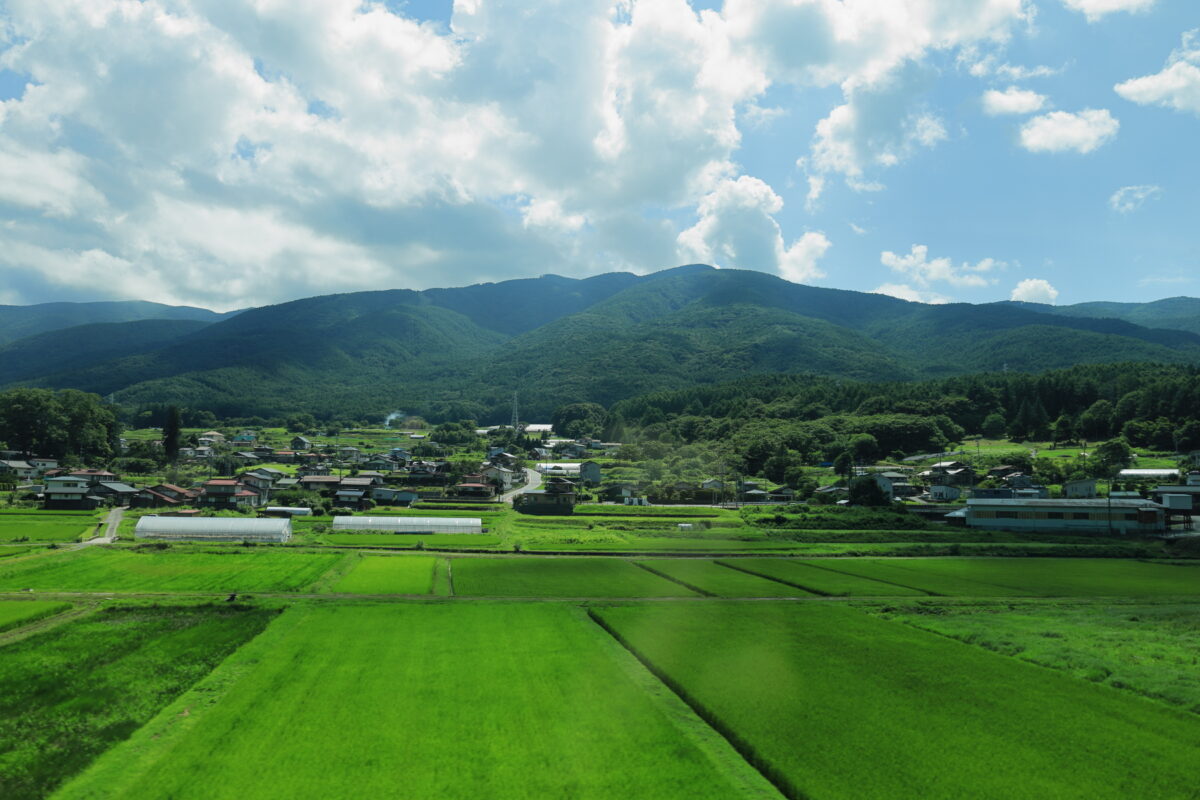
left=0, top=0, right=1197, bottom=311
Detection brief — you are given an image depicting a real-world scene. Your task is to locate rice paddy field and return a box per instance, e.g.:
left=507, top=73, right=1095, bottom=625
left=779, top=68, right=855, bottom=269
left=725, top=558, right=929, bottom=596
left=0, top=513, right=98, bottom=543
left=635, top=559, right=812, bottom=597
left=0, top=599, right=71, bottom=633
left=0, top=605, right=277, bottom=800
left=593, top=603, right=1200, bottom=800
left=451, top=557, right=696, bottom=597
left=0, top=547, right=343, bottom=593
left=57, top=604, right=773, bottom=800
left=875, top=601, right=1200, bottom=713
left=1, top=542, right=1198, bottom=799
left=329, top=555, right=437, bottom=594
left=810, top=557, right=1200, bottom=596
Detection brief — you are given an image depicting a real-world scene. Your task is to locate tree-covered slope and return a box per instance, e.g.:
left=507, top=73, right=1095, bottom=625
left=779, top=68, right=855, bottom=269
left=0, top=300, right=227, bottom=346
left=6, top=266, right=1200, bottom=422
left=0, top=319, right=212, bottom=384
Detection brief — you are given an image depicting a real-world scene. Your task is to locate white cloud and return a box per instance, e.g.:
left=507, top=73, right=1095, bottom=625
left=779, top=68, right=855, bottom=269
left=1061, top=0, right=1155, bottom=23
left=1010, top=278, right=1059, bottom=303
left=0, top=0, right=1054, bottom=307
left=982, top=86, right=1047, bottom=115
left=1018, top=109, right=1119, bottom=153
left=872, top=283, right=951, bottom=304
left=1114, top=30, right=1200, bottom=115
left=849, top=222, right=867, bottom=235
left=676, top=175, right=830, bottom=283
left=880, top=244, right=1001, bottom=289
left=1109, top=185, right=1162, bottom=213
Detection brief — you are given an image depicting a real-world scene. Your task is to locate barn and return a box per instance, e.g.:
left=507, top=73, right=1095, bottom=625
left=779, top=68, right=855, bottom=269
left=135, top=516, right=292, bottom=543
left=331, top=516, right=484, bottom=534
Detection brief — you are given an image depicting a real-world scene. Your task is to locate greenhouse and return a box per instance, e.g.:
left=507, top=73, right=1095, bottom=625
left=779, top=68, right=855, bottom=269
left=332, top=516, right=484, bottom=534
left=135, top=516, right=292, bottom=543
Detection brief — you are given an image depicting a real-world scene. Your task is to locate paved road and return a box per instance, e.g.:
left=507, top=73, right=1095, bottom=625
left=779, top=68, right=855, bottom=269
left=76, top=507, right=123, bottom=547
left=500, top=468, right=542, bottom=503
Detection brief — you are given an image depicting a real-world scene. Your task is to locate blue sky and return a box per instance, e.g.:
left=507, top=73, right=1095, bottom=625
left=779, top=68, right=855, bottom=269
left=0, top=0, right=1196, bottom=310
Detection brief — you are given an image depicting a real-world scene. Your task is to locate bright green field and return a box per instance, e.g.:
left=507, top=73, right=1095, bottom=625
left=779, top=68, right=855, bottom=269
left=0, top=548, right=342, bottom=593
left=451, top=557, right=696, bottom=597
left=817, top=558, right=1200, bottom=596
left=725, top=559, right=927, bottom=596
left=330, top=556, right=436, bottom=594
left=0, top=605, right=277, bottom=800
left=636, top=560, right=812, bottom=597
left=595, top=603, right=1200, bottom=800
left=877, top=601, right=1200, bottom=713
left=58, top=604, right=772, bottom=800
left=322, top=533, right=501, bottom=548
left=0, top=515, right=96, bottom=543
left=0, top=600, right=71, bottom=633
left=525, top=538, right=807, bottom=552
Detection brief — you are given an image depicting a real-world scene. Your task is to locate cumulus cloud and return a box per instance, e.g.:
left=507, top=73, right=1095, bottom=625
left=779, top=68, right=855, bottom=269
left=0, top=0, right=1042, bottom=307
left=725, top=0, right=1031, bottom=200
left=1109, top=185, right=1162, bottom=213
left=1010, top=278, right=1059, bottom=303
left=982, top=86, right=1047, bottom=115
left=1019, top=109, right=1119, bottom=153
left=1114, top=30, right=1200, bottom=115
left=880, top=244, right=1001, bottom=290
left=871, top=283, right=951, bottom=304
left=1061, top=0, right=1156, bottom=22
left=677, top=176, right=830, bottom=283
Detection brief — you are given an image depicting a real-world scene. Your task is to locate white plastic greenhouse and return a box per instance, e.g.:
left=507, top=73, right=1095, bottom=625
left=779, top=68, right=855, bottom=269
left=135, top=516, right=292, bottom=543
left=331, top=516, right=484, bottom=534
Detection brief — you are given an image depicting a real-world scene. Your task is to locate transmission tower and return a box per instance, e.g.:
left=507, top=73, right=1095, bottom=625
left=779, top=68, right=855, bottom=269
left=511, top=391, right=519, bottom=430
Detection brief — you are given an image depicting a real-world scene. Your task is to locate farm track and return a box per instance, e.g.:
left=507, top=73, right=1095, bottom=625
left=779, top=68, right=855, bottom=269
left=0, top=603, right=97, bottom=646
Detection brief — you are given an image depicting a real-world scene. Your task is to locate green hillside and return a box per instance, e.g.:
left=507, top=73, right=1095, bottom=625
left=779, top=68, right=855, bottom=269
left=0, top=300, right=226, bottom=346
left=5, top=266, right=1200, bottom=421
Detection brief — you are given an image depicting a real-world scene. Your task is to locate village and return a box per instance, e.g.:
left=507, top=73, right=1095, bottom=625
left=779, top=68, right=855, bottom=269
left=1, top=421, right=1197, bottom=540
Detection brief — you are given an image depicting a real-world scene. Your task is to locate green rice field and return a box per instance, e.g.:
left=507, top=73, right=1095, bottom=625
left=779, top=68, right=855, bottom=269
left=635, top=560, right=812, bottom=597
left=0, top=548, right=342, bottom=593
left=594, top=603, right=1200, bottom=800
left=58, top=604, right=773, bottom=800
left=451, top=557, right=697, bottom=597
left=0, top=514, right=97, bottom=543
left=877, top=601, right=1200, bottom=713
left=329, top=555, right=437, bottom=594
left=725, top=558, right=928, bottom=596
left=814, top=557, right=1200, bottom=596
left=0, top=600, right=71, bottom=633
left=322, top=533, right=502, bottom=548
left=0, top=605, right=277, bottom=800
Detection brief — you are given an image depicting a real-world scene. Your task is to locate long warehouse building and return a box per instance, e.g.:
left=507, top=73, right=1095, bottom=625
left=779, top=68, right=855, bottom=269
left=332, top=516, right=484, bottom=534
left=135, top=516, right=292, bottom=543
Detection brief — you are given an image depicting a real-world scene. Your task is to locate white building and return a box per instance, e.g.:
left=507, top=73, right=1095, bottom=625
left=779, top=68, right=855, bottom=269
left=958, top=498, right=1167, bottom=535
left=332, top=516, right=483, bottom=534
left=135, top=516, right=292, bottom=543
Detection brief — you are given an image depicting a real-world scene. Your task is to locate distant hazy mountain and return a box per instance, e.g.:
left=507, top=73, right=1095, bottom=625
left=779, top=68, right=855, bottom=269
left=4, top=266, right=1200, bottom=421
left=1006, top=297, right=1200, bottom=336
left=0, top=300, right=229, bottom=346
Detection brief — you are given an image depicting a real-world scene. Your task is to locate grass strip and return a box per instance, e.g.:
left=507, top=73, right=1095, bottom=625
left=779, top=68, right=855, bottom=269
left=0, top=600, right=71, bottom=635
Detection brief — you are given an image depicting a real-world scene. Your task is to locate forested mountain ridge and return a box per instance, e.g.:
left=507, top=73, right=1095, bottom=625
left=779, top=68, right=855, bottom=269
left=2, top=265, right=1199, bottom=422
left=0, top=300, right=231, bottom=345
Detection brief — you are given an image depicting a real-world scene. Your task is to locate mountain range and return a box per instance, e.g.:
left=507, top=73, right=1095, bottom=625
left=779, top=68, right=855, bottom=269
left=3, top=265, right=1200, bottom=422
